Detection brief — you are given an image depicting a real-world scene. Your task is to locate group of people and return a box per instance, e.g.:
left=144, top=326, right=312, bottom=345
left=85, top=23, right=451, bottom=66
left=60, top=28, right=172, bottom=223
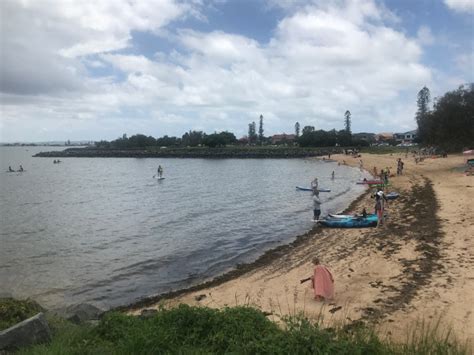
left=8, top=165, right=23, bottom=172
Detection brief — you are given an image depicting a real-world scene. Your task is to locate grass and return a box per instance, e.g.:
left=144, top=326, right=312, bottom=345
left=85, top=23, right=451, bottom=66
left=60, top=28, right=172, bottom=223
left=10, top=304, right=469, bottom=355
left=0, top=297, right=45, bottom=331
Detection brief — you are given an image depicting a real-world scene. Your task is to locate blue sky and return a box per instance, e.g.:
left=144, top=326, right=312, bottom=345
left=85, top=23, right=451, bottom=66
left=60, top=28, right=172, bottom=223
left=0, top=0, right=472, bottom=142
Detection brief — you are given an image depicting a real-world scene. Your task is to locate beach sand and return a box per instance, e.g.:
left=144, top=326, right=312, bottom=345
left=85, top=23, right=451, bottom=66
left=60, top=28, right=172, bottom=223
left=127, top=153, right=474, bottom=343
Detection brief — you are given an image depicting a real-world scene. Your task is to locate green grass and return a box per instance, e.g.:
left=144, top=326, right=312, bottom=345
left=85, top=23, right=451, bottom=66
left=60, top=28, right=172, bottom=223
left=0, top=297, right=45, bottom=331
left=13, top=304, right=469, bottom=355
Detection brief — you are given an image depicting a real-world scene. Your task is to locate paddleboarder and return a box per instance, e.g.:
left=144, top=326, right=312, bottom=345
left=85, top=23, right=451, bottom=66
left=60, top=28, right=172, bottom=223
left=157, top=165, right=163, bottom=178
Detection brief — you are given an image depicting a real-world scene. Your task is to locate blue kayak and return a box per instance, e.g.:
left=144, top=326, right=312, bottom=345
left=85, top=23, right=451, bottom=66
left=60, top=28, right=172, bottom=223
left=296, top=186, right=331, bottom=192
left=319, top=215, right=378, bottom=228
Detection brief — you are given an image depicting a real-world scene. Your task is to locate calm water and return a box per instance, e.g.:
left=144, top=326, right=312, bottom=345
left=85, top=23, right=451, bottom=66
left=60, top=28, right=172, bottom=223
left=0, top=147, right=368, bottom=309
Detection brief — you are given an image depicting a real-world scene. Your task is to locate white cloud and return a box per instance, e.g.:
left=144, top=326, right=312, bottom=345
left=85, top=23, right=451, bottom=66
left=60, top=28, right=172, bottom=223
left=417, top=26, right=435, bottom=46
left=444, top=0, right=474, bottom=13
left=1, top=0, right=436, bottom=141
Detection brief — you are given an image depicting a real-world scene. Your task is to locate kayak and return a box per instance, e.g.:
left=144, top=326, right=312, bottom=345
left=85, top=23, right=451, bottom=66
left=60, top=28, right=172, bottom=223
left=296, top=186, right=331, bottom=192
left=386, top=192, right=399, bottom=200
left=356, top=180, right=383, bottom=185
left=328, top=213, right=377, bottom=219
left=318, top=215, right=378, bottom=228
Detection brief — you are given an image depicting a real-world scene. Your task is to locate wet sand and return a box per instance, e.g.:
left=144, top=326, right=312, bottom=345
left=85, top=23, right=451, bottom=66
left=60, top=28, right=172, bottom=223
left=126, top=153, right=474, bottom=343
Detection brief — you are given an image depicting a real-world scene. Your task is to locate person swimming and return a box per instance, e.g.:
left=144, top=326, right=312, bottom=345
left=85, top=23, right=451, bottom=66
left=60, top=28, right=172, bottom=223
left=18, top=165, right=24, bottom=172
left=8, top=166, right=14, bottom=172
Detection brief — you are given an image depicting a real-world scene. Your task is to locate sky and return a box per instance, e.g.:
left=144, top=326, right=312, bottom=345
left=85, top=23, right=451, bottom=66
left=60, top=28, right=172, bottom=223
left=0, top=0, right=473, bottom=142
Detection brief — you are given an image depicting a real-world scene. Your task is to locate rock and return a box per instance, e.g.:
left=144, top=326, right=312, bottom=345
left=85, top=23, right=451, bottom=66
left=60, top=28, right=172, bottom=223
left=140, top=309, right=158, bottom=319
left=194, top=294, right=207, bottom=302
left=53, top=303, right=104, bottom=324
left=0, top=312, right=51, bottom=350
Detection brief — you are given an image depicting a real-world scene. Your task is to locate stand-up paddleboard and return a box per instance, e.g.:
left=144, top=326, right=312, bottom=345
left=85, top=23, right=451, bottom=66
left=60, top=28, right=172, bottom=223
left=153, top=175, right=165, bottom=180
left=296, top=186, right=331, bottom=192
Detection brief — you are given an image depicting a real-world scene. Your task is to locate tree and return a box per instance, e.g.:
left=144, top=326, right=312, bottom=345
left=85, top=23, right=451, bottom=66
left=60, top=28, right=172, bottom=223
left=295, top=122, right=300, bottom=137
left=344, top=110, right=351, bottom=134
left=415, top=86, right=431, bottom=143
left=202, top=131, right=237, bottom=148
left=182, top=130, right=204, bottom=147
left=428, top=84, right=474, bottom=150
left=248, top=121, right=257, bottom=144
left=258, top=114, right=264, bottom=145
left=302, top=125, right=315, bottom=135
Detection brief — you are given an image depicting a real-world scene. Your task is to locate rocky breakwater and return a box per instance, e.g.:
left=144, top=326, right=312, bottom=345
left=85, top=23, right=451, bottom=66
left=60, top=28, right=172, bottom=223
left=34, top=147, right=342, bottom=159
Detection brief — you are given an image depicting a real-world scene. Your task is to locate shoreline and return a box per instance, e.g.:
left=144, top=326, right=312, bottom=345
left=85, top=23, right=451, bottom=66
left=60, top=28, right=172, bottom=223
left=126, top=153, right=473, bottom=343
left=115, top=184, right=371, bottom=313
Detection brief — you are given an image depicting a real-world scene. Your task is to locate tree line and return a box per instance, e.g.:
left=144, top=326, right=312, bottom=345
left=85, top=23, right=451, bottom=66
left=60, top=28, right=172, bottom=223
left=416, top=84, right=474, bottom=151
left=95, top=110, right=365, bottom=149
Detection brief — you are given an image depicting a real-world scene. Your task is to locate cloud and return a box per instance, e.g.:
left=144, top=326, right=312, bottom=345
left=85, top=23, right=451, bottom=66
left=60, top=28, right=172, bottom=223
left=417, top=25, right=435, bottom=46
left=1, top=0, right=435, bottom=141
left=444, top=0, right=474, bottom=13
left=0, top=0, right=195, bottom=95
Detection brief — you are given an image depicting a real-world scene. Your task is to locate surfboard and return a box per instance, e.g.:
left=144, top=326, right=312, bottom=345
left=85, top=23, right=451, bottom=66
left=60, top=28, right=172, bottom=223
left=296, top=186, right=331, bottom=192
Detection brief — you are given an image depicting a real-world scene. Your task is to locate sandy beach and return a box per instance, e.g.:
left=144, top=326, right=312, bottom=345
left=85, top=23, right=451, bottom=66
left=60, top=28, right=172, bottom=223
left=128, top=152, right=474, bottom=343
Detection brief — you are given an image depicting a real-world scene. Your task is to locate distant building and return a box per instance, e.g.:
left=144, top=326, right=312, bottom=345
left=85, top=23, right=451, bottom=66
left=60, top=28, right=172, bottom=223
left=394, top=129, right=417, bottom=143
left=352, top=132, right=375, bottom=143
left=375, top=132, right=394, bottom=142
left=271, top=133, right=296, bottom=144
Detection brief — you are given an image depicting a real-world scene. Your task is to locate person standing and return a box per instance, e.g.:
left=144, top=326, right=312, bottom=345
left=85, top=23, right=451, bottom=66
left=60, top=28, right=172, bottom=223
left=374, top=189, right=388, bottom=227
left=311, top=177, right=318, bottom=193
left=331, top=171, right=335, bottom=180
left=312, top=190, right=321, bottom=221
left=310, top=257, right=334, bottom=301
left=157, top=165, right=163, bottom=178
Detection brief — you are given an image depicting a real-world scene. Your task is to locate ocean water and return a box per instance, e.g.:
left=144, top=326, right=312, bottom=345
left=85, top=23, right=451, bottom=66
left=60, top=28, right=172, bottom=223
left=0, top=146, right=368, bottom=309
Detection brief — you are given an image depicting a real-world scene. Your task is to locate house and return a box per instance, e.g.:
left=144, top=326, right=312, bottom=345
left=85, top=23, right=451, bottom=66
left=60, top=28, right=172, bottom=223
left=394, top=129, right=417, bottom=143
left=271, top=134, right=296, bottom=144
